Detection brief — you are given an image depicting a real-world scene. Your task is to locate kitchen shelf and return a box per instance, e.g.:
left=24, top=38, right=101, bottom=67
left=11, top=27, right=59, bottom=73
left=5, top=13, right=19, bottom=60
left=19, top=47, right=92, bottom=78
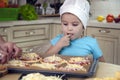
left=39, top=14, right=60, bottom=17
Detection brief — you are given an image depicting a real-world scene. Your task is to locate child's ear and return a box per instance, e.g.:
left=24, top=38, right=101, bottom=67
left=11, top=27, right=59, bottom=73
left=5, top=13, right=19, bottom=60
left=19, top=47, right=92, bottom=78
left=83, top=26, right=85, bottom=29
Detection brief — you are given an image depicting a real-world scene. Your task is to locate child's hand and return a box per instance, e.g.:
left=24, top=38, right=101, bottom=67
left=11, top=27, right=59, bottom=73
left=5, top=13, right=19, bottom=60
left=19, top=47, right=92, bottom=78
left=56, top=34, right=71, bottom=48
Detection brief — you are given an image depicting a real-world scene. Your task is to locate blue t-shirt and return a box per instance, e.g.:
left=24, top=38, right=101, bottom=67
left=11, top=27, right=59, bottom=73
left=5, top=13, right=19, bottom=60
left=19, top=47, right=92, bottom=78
left=50, top=34, right=103, bottom=59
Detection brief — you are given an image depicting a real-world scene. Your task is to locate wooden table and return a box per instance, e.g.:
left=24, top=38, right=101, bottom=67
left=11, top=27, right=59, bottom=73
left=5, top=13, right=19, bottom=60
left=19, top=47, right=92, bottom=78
left=0, top=62, right=120, bottom=80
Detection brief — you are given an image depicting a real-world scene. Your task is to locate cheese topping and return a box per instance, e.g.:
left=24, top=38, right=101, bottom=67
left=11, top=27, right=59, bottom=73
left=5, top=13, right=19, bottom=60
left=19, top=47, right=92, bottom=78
left=8, top=59, right=26, bottom=67
left=43, top=55, right=62, bottom=63
left=21, top=73, right=62, bottom=80
left=31, top=62, right=56, bottom=69
left=68, top=57, right=90, bottom=65
left=69, top=57, right=87, bottom=62
left=58, top=63, right=86, bottom=72
left=20, top=53, right=40, bottom=61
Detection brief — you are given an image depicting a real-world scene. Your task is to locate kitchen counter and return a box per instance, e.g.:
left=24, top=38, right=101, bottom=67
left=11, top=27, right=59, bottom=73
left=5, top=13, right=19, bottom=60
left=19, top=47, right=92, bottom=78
left=0, top=17, right=120, bottom=29
left=0, top=62, right=120, bottom=80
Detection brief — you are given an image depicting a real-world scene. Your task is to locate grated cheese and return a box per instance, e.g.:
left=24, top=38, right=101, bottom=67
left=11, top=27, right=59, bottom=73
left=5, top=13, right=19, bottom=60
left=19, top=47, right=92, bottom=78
left=21, top=73, right=62, bottom=80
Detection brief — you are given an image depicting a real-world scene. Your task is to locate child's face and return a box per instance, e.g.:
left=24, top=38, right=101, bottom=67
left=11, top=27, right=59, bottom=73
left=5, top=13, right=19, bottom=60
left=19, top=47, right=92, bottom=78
left=61, top=13, right=84, bottom=40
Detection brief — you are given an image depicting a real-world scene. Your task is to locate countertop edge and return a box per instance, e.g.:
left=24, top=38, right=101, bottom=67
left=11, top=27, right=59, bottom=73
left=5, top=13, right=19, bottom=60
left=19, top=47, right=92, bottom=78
left=0, top=18, right=120, bottom=29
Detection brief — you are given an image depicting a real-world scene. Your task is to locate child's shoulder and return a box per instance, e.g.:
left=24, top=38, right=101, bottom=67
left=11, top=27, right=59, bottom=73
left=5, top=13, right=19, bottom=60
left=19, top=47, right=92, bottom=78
left=82, top=36, right=97, bottom=42
left=83, top=36, right=96, bottom=40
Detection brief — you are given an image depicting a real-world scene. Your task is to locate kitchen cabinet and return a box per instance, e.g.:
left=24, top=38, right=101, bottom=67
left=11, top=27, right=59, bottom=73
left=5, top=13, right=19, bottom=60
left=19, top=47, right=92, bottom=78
left=6, top=24, right=50, bottom=52
left=0, top=27, right=8, bottom=41
left=86, top=27, right=120, bottom=64
left=49, top=23, right=61, bottom=39
left=0, top=23, right=61, bottom=52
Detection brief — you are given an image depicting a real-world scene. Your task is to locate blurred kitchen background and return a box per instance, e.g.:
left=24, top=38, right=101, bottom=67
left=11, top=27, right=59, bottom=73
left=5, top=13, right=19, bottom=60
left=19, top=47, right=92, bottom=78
left=0, top=0, right=120, bottom=65
left=17, top=0, right=120, bottom=19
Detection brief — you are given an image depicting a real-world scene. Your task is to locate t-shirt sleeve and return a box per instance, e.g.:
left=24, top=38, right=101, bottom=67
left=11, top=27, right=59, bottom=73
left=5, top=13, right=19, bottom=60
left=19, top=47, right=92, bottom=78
left=50, top=34, right=62, bottom=46
left=91, top=38, right=103, bottom=59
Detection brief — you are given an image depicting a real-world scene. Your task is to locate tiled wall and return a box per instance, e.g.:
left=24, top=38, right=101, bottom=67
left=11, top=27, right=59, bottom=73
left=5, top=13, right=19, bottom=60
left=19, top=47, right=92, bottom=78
left=90, top=0, right=120, bottom=19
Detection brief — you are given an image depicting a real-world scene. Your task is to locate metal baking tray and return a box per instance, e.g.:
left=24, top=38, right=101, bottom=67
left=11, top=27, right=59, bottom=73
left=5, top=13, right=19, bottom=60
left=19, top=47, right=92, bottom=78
left=18, top=72, right=67, bottom=80
left=8, top=59, right=98, bottom=78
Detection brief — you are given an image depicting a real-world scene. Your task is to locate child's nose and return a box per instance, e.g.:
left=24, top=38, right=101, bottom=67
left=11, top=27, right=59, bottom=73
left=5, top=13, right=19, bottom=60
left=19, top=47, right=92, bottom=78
left=68, top=26, right=73, bottom=31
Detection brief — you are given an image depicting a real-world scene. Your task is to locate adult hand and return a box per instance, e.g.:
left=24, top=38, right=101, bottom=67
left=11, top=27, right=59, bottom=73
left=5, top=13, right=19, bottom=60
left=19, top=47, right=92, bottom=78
left=0, top=50, right=9, bottom=64
left=0, top=42, right=22, bottom=59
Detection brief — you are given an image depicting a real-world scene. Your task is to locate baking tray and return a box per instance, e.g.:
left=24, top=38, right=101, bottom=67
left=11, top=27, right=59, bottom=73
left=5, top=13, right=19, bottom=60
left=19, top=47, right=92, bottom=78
left=8, top=59, right=98, bottom=78
left=0, top=69, right=8, bottom=77
left=18, top=72, right=67, bottom=80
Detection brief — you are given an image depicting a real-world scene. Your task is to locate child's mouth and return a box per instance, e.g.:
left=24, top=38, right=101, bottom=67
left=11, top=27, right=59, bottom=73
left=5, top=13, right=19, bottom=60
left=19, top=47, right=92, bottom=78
left=67, top=33, right=74, bottom=38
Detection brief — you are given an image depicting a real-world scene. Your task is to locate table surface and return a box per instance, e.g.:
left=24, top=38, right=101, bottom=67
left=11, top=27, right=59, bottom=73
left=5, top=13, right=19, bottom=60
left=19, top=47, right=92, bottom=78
left=0, top=62, right=120, bottom=80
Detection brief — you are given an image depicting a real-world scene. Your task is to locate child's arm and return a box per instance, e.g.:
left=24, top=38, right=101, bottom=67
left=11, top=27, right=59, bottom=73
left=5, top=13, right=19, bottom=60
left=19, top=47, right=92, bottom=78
left=46, top=35, right=71, bottom=54
left=98, top=56, right=105, bottom=62
left=45, top=45, right=62, bottom=55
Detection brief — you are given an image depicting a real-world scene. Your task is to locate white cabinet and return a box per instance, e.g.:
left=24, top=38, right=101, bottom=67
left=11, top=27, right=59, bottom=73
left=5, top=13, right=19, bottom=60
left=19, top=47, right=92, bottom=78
left=0, top=23, right=61, bottom=52
left=86, top=27, right=120, bottom=64
left=6, top=24, right=50, bottom=52
left=50, top=23, right=61, bottom=39
left=7, top=24, right=50, bottom=42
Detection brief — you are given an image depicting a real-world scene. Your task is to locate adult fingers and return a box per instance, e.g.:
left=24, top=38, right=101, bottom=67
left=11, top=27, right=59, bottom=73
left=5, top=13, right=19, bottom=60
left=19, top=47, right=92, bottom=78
left=6, top=42, right=14, bottom=54
left=0, top=45, right=7, bottom=53
left=12, top=46, right=22, bottom=58
left=1, top=42, right=14, bottom=54
left=0, top=50, right=9, bottom=64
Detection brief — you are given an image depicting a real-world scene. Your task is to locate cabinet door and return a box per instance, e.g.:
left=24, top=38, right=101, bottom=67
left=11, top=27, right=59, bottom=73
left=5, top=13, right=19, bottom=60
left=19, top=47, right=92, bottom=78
left=50, top=23, right=62, bottom=39
left=6, top=24, right=50, bottom=52
left=94, top=37, right=117, bottom=64
left=86, top=27, right=119, bottom=64
left=16, top=40, right=49, bottom=52
left=7, top=24, right=50, bottom=42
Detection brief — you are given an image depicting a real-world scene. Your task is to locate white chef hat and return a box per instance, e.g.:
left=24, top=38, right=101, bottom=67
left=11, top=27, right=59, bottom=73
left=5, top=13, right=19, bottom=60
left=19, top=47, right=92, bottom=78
left=60, top=0, right=90, bottom=29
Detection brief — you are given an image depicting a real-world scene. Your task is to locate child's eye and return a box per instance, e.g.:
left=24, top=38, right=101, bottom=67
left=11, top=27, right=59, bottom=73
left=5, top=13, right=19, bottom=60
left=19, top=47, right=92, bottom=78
left=72, top=23, right=78, bottom=26
left=63, top=23, right=68, bottom=26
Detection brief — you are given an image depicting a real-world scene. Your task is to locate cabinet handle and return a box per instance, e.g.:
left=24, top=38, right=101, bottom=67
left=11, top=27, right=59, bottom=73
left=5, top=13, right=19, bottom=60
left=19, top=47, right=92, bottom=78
left=25, top=48, right=33, bottom=52
left=99, top=29, right=110, bottom=33
left=25, top=31, right=35, bottom=36
left=30, top=31, right=35, bottom=35
left=25, top=31, right=30, bottom=36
